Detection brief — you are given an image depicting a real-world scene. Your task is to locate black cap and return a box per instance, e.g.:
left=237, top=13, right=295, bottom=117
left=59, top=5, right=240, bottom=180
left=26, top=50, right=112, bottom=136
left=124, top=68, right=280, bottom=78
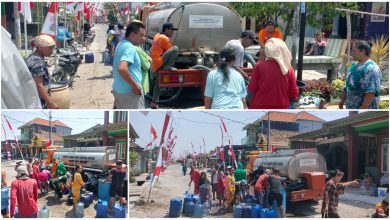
left=162, top=22, right=178, bottom=31
left=116, top=160, right=123, bottom=165
left=241, top=30, right=259, bottom=44
left=267, top=20, right=275, bottom=26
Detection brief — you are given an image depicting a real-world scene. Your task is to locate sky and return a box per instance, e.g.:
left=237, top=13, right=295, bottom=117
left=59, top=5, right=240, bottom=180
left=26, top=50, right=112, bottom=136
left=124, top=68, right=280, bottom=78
left=1, top=111, right=118, bottom=140
left=130, top=111, right=350, bottom=157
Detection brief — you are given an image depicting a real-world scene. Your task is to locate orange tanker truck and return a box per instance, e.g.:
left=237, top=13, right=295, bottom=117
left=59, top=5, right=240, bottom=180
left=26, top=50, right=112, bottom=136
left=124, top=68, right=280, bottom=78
left=252, top=149, right=326, bottom=202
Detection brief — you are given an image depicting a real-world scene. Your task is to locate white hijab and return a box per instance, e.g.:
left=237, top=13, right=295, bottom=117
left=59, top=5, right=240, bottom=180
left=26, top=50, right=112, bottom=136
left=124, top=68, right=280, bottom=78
left=265, top=38, right=292, bottom=75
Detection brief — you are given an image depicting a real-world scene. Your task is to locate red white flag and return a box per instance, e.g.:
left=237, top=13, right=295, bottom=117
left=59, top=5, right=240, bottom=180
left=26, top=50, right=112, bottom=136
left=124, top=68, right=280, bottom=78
left=18, top=2, right=33, bottom=23
left=75, top=2, right=84, bottom=12
left=45, top=139, right=52, bottom=148
left=220, top=118, right=228, bottom=135
left=220, top=145, right=225, bottom=161
left=41, top=3, right=59, bottom=38
left=66, top=2, right=77, bottom=11
left=150, top=125, right=157, bottom=140
left=135, top=5, right=140, bottom=15
left=159, top=112, right=171, bottom=146
left=228, top=144, right=237, bottom=168
left=124, top=3, right=130, bottom=15
left=146, top=142, right=152, bottom=149
left=4, top=116, right=24, bottom=160
left=151, top=146, right=163, bottom=186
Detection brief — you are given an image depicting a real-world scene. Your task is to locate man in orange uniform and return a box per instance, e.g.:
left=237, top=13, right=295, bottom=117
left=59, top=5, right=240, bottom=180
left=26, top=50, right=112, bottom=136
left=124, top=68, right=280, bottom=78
left=150, top=22, right=179, bottom=109
left=258, top=20, right=283, bottom=48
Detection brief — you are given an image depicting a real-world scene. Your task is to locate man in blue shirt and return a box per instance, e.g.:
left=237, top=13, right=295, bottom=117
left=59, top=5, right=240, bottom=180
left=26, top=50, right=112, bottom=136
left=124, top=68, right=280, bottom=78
left=112, top=21, right=146, bottom=109
left=57, top=22, right=72, bottom=49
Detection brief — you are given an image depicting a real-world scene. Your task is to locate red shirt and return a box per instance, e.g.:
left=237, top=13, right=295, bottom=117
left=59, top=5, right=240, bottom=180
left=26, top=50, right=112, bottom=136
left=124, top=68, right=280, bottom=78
left=10, top=179, right=38, bottom=217
left=248, top=60, right=299, bottom=109
left=254, top=174, right=268, bottom=192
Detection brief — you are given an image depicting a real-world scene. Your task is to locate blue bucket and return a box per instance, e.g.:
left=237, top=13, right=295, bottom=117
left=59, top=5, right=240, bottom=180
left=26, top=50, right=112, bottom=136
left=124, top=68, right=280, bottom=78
left=98, top=179, right=111, bottom=202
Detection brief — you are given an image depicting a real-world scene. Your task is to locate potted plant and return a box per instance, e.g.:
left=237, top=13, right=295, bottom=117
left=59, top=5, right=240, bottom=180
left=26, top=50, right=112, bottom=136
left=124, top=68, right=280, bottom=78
left=330, top=79, right=345, bottom=103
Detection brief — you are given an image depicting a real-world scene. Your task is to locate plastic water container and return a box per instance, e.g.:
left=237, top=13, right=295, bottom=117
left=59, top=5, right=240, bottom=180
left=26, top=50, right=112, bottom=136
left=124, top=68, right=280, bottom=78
left=192, top=194, right=200, bottom=204
left=1, top=187, right=10, bottom=210
left=169, top=197, right=183, bottom=217
left=272, top=188, right=286, bottom=218
left=192, top=204, right=204, bottom=218
left=183, top=194, right=193, bottom=213
left=98, top=179, right=111, bottom=202
left=96, top=200, right=108, bottom=218
left=80, top=194, right=91, bottom=207
left=242, top=204, right=252, bottom=218
left=37, top=205, right=50, bottom=218
left=199, top=185, right=209, bottom=204
left=113, top=204, right=126, bottom=218
left=86, top=191, right=94, bottom=203
left=370, top=186, right=378, bottom=197
left=202, top=203, right=210, bottom=217
left=260, top=208, right=275, bottom=218
left=233, top=204, right=243, bottom=218
left=74, top=201, right=84, bottom=218
left=185, top=202, right=195, bottom=217
left=378, top=187, right=388, bottom=199
left=251, top=204, right=261, bottom=218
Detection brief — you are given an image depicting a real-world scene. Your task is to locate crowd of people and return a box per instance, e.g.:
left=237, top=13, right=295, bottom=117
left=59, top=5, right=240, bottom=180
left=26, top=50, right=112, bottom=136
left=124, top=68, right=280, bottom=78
left=107, top=19, right=383, bottom=110
left=0, top=158, right=127, bottom=217
left=184, top=162, right=388, bottom=218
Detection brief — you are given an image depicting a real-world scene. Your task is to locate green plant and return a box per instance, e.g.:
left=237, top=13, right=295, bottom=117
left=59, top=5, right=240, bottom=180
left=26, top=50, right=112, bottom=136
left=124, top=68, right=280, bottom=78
left=370, top=35, right=389, bottom=71
left=303, top=79, right=332, bottom=101
left=379, top=100, right=389, bottom=109
left=330, top=79, right=345, bottom=99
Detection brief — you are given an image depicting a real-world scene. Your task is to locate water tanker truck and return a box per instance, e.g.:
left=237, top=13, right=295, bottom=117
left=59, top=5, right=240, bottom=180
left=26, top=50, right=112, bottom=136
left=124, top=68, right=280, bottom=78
left=253, top=149, right=327, bottom=202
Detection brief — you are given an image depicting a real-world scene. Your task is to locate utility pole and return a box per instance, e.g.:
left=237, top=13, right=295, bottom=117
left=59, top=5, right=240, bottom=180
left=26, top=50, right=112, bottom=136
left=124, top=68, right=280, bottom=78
left=297, top=2, right=306, bottom=82
left=291, top=3, right=300, bottom=70
left=13, top=2, right=22, bottom=50
left=49, top=111, right=52, bottom=144
left=267, top=112, right=271, bottom=151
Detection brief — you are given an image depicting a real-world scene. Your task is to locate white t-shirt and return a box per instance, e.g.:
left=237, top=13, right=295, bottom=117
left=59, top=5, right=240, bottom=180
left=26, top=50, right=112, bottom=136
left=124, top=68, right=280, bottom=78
left=212, top=172, right=218, bottom=184
left=224, top=39, right=245, bottom=67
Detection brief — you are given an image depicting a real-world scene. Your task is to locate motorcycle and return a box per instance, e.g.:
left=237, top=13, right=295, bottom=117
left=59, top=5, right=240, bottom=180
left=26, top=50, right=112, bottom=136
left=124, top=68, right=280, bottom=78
left=51, top=49, right=82, bottom=88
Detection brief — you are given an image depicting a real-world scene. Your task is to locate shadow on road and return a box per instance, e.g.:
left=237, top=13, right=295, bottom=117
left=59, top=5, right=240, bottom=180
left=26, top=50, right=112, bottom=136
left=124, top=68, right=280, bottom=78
left=211, top=207, right=229, bottom=217
left=65, top=209, right=75, bottom=218
left=286, top=200, right=320, bottom=217
left=87, top=74, right=113, bottom=81
left=44, top=195, right=64, bottom=206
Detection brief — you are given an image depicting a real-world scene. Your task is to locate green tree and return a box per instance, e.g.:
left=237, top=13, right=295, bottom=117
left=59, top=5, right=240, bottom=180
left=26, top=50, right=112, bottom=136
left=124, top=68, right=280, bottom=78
left=230, top=2, right=359, bottom=34
left=129, top=150, right=140, bottom=169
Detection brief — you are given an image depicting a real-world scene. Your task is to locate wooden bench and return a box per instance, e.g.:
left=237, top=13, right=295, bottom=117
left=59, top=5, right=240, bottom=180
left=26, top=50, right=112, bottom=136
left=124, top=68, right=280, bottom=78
left=285, top=36, right=348, bottom=81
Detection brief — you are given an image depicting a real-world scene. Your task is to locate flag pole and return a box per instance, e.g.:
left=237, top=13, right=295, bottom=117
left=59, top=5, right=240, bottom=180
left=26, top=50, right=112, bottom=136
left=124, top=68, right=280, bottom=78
left=64, top=3, right=66, bottom=49
left=23, top=9, right=28, bottom=57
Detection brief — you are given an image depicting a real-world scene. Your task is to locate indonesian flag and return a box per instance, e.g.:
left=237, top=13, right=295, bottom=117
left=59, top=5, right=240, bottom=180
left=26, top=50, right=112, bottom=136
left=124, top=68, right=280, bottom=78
left=84, top=3, right=90, bottom=20
left=151, top=125, right=157, bottom=140
left=41, top=3, right=59, bottom=38
left=66, top=2, right=77, bottom=11
left=146, top=142, right=152, bottom=149
left=3, top=116, right=24, bottom=160
left=124, top=3, right=130, bottom=15
left=135, top=5, right=140, bottom=15
left=168, top=127, right=174, bottom=141
left=151, top=146, right=163, bottom=186
left=228, top=144, right=237, bottom=168
left=220, top=118, right=228, bottom=135
left=220, top=145, right=225, bottom=161
left=18, top=2, right=33, bottom=23
left=45, top=139, right=52, bottom=148
left=159, top=112, right=171, bottom=146
left=75, top=2, right=84, bottom=12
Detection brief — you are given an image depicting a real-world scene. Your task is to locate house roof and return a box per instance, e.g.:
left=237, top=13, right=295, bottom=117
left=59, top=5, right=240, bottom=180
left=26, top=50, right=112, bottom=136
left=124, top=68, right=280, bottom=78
left=63, top=122, right=127, bottom=139
left=289, top=111, right=389, bottom=140
left=243, top=111, right=323, bottom=130
left=130, top=124, right=139, bottom=139
left=33, top=130, right=63, bottom=142
left=18, top=118, right=71, bottom=129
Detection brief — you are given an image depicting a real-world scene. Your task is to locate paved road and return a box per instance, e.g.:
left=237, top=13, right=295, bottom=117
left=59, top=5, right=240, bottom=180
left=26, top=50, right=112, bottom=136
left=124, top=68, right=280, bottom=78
left=70, top=24, right=114, bottom=109
left=130, top=163, right=378, bottom=218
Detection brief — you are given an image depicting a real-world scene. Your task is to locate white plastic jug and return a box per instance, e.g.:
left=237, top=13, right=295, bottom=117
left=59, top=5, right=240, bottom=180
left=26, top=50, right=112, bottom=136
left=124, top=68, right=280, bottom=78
left=37, top=205, right=49, bottom=218
left=74, top=201, right=84, bottom=218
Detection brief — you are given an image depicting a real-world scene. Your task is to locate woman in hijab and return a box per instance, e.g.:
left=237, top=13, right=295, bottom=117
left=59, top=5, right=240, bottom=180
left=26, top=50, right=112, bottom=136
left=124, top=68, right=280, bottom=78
left=248, top=38, right=299, bottom=109
left=25, top=35, right=59, bottom=109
